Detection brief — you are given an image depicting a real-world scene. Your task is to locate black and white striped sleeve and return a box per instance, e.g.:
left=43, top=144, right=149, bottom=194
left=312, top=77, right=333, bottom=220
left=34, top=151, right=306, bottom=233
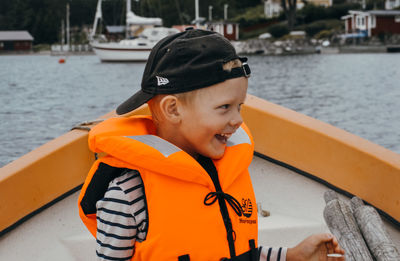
left=95, top=170, right=147, bottom=261
left=259, top=246, right=287, bottom=261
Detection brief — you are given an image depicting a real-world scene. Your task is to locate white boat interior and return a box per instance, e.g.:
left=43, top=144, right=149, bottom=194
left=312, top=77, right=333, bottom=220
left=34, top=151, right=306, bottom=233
left=1, top=155, right=399, bottom=260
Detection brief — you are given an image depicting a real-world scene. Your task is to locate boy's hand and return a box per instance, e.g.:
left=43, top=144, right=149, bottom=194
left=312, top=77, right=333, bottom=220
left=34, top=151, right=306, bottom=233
left=286, top=233, right=345, bottom=261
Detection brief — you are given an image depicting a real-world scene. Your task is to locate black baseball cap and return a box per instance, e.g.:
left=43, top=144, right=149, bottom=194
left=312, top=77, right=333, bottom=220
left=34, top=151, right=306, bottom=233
left=116, top=28, right=251, bottom=115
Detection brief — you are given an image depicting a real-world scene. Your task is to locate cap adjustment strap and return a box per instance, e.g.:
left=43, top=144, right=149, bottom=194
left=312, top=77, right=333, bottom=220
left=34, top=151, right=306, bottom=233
left=225, top=63, right=251, bottom=80
left=242, top=63, right=251, bottom=78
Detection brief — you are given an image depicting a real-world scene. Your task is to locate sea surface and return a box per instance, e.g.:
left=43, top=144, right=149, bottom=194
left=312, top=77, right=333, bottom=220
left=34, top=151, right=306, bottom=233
left=0, top=53, right=399, bottom=167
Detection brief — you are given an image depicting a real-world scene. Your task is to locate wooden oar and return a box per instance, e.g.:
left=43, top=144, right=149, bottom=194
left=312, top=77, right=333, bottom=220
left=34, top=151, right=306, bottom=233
left=323, top=190, right=373, bottom=261
left=351, top=196, right=400, bottom=261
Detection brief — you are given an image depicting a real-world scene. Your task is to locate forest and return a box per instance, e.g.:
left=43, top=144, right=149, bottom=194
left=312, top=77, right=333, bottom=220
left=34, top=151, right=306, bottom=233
left=0, top=0, right=261, bottom=44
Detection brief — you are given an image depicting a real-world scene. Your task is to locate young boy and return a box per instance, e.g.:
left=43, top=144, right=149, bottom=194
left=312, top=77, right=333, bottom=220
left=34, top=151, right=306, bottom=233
left=78, top=28, right=344, bottom=261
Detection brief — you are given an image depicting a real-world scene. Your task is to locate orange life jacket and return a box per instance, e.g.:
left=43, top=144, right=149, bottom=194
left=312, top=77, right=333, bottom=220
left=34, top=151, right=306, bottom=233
left=78, top=115, right=258, bottom=260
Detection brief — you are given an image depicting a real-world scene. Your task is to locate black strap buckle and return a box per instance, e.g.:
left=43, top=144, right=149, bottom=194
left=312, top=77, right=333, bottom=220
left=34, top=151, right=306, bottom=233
left=242, top=63, right=251, bottom=78
left=224, top=63, right=251, bottom=80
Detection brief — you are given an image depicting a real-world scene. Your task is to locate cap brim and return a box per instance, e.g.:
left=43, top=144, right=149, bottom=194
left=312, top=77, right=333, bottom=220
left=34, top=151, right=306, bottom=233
left=116, top=90, right=154, bottom=115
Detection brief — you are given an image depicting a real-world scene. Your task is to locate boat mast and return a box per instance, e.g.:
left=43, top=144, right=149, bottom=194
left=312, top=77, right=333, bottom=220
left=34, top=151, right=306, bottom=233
left=126, top=0, right=131, bottom=38
left=66, top=2, right=70, bottom=51
left=224, top=4, right=228, bottom=20
left=195, top=0, right=199, bottom=28
left=91, top=0, right=102, bottom=40
left=61, top=19, right=65, bottom=52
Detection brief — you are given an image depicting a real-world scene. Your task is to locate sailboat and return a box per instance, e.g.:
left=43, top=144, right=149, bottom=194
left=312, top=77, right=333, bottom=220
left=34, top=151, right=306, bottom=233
left=90, top=0, right=179, bottom=62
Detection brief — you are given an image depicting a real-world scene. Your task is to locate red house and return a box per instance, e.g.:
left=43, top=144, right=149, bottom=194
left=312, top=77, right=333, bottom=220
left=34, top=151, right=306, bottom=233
left=341, top=10, right=400, bottom=37
left=172, top=23, right=239, bottom=41
left=206, top=22, right=239, bottom=41
left=0, top=31, right=34, bottom=51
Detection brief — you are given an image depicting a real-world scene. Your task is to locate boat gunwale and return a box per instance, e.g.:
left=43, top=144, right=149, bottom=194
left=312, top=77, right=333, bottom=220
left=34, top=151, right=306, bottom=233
left=2, top=150, right=399, bottom=238
left=243, top=94, right=400, bottom=228
left=1, top=96, right=400, bottom=237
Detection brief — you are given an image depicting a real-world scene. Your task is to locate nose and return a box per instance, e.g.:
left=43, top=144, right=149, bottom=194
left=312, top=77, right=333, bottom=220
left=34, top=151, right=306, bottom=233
left=229, top=111, right=243, bottom=129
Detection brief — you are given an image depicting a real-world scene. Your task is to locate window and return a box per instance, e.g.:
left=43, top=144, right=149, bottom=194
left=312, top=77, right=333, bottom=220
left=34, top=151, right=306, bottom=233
left=356, top=16, right=366, bottom=28
left=371, top=15, right=376, bottom=27
left=227, top=24, right=233, bottom=35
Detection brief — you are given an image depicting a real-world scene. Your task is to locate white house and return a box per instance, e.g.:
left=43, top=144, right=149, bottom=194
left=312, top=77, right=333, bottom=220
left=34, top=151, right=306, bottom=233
left=385, top=0, right=400, bottom=10
left=264, top=0, right=332, bottom=18
left=264, top=0, right=282, bottom=18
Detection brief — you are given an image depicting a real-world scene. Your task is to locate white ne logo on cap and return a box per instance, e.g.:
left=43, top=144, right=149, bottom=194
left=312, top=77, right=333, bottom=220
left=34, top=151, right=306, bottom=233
left=156, top=76, right=169, bottom=86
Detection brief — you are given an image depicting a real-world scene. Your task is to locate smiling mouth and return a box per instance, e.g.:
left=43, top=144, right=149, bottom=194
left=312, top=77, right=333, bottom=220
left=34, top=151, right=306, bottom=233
left=215, top=133, right=232, bottom=144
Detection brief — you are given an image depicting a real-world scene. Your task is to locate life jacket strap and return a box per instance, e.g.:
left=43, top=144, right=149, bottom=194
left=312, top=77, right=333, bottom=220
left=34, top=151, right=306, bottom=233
left=204, top=191, right=243, bottom=217
left=178, top=254, right=190, bottom=261
left=220, top=239, right=258, bottom=261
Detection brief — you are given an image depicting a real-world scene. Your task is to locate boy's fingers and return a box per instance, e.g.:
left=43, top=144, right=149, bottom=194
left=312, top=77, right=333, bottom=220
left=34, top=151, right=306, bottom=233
left=313, top=234, right=345, bottom=260
left=329, top=235, right=346, bottom=260
left=325, top=241, right=334, bottom=255
left=317, top=233, right=335, bottom=243
left=330, top=235, right=345, bottom=255
left=334, top=242, right=345, bottom=253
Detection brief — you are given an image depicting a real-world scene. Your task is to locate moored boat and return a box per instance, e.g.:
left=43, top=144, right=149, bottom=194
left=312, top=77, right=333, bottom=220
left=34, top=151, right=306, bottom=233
left=0, top=95, right=399, bottom=259
left=90, top=0, right=178, bottom=62
left=91, top=27, right=180, bottom=62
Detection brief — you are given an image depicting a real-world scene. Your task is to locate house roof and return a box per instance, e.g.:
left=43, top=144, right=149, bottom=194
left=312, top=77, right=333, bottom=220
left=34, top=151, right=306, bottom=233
left=206, top=21, right=239, bottom=25
left=264, top=0, right=281, bottom=3
left=0, top=31, right=34, bottom=41
left=348, top=9, right=400, bottom=16
left=368, top=10, right=400, bottom=16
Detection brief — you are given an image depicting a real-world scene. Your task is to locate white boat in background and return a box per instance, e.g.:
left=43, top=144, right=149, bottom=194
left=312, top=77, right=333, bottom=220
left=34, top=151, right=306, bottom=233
left=91, top=27, right=180, bottom=62
left=90, top=0, right=178, bottom=62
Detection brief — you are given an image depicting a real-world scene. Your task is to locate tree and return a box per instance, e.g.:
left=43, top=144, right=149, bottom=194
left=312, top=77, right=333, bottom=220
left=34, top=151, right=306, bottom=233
left=0, top=0, right=264, bottom=44
left=281, top=0, right=297, bottom=30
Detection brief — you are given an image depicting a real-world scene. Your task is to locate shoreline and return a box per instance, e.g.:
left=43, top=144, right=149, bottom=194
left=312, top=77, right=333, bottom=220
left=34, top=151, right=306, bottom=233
left=2, top=44, right=400, bottom=57
left=232, top=39, right=400, bottom=55
left=0, top=50, right=95, bottom=56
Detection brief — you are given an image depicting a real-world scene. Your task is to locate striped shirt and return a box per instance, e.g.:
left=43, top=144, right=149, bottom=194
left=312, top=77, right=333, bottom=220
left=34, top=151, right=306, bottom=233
left=96, top=170, right=287, bottom=261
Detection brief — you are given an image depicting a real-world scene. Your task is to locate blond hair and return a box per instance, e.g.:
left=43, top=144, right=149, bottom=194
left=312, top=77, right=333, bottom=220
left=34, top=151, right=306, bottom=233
left=222, top=59, right=242, bottom=72
left=148, top=59, right=243, bottom=124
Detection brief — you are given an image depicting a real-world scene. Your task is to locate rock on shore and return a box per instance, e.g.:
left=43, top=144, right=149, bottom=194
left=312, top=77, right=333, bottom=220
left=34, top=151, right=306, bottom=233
left=232, top=39, right=318, bottom=55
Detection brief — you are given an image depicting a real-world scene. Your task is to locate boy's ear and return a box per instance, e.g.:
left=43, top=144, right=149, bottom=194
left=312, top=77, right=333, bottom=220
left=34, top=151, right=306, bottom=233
left=159, top=95, right=181, bottom=124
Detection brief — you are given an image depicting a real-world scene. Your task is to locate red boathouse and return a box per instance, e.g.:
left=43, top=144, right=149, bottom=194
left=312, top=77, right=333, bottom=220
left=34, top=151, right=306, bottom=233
left=0, top=31, right=34, bottom=52
left=342, top=10, right=400, bottom=37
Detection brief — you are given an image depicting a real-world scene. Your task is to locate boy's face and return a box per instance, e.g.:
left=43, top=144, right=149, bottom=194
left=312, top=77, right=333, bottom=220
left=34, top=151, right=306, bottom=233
left=175, top=77, right=248, bottom=159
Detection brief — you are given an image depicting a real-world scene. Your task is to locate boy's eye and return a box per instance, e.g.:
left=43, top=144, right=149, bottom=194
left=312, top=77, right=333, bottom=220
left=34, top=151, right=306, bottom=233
left=219, top=104, right=230, bottom=109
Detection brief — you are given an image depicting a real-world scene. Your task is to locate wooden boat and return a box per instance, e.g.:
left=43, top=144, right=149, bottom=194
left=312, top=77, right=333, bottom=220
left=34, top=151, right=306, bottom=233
left=1, top=94, right=399, bottom=260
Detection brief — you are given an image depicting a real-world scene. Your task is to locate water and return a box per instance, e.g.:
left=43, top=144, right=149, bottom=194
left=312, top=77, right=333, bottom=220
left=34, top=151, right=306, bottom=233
left=0, top=53, right=399, bottom=167
left=249, top=54, right=400, bottom=154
